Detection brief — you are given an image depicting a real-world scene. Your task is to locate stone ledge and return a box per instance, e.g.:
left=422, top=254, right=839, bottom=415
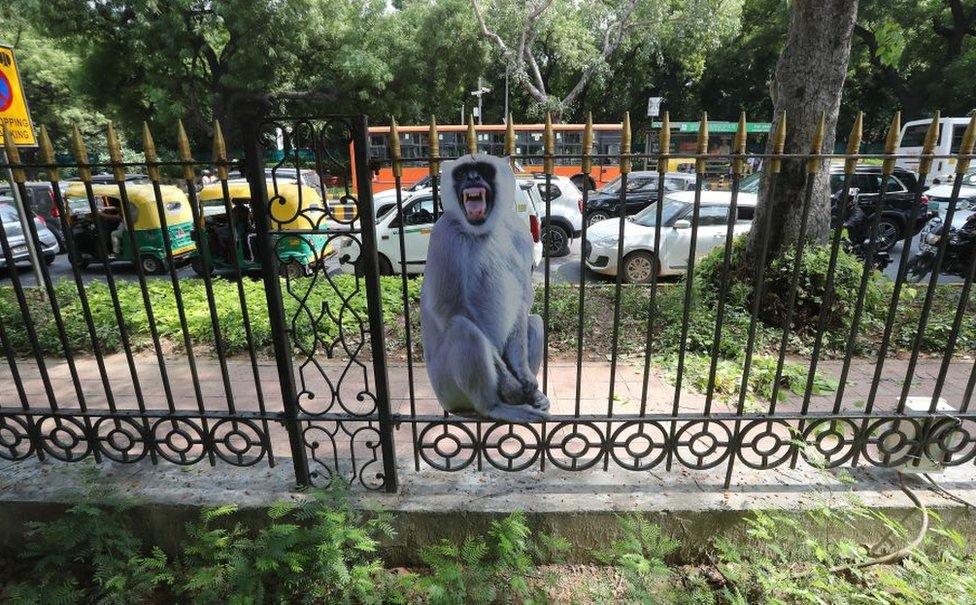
left=3, top=458, right=975, bottom=564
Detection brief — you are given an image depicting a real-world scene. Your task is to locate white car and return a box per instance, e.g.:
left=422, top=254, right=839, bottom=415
left=584, top=190, right=758, bottom=283
left=339, top=178, right=543, bottom=275
left=371, top=176, right=433, bottom=220
left=533, top=174, right=583, bottom=257
left=924, top=172, right=976, bottom=217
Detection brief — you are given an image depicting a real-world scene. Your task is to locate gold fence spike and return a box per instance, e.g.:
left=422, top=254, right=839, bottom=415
left=806, top=112, right=825, bottom=175
left=38, top=125, right=59, bottom=183
left=955, top=113, right=976, bottom=174
left=466, top=114, right=477, bottom=156
left=428, top=116, right=440, bottom=177
left=176, top=120, right=195, bottom=182
left=695, top=112, right=708, bottom=175
left=70, top=125, right=92, bottom=182
left=390, top=117, right=402, bottom=179
left=582, top=113, right=594, bottom=176
left=544, top=113, right=555, bottom=175
left=919, top=111, right=940, bottom=176
left=106, top=121, right=125, bottom=182
left=770, top=112, right=787, bottom=174
left=732, top=111, right=747, bottom=176
left=844, top=112, right=863, bottom=175
left=212, top=121, right=229, bottom=180
left=657, top=111, right=670, bottom=173
left=2, top=124, right=26, bottom=184
left=142, top=122, right=161, bottom=182
left=882, top=111, right=901, bottom=176
left=505, top=114, right=516, bottom=169
left=620, top=112, right=632, bottom=175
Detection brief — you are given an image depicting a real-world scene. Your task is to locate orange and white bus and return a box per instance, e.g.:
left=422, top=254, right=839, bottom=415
left=364, top=123, right=626, bottom=193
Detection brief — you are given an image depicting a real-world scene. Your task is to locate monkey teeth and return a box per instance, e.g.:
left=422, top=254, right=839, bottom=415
left=462, top=187, right=488, bottom=220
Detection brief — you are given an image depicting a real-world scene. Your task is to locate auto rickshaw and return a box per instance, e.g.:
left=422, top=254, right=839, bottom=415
left=192, top=180, right=333, bottom=277
left=63, top=182, right=197, bottom=274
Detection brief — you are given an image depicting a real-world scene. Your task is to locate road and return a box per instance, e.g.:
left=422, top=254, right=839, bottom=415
left=0, top=232, right=962, bottom=288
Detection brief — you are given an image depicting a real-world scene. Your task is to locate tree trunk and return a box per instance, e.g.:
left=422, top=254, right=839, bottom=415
left=747, top=0, right=859, bottom=273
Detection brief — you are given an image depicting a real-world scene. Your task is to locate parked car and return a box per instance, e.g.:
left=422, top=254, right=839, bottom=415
left=924, top=172, right=976, bottom=217
left=744, top=166, right=929, bottom=251
left=227, top=168, right=322, bottom=190
left=87, top=173, right=150, bottom=185
left=338, top=177, right=543, bottom=275
left=0, top=181, right=68, bottom=252
left=584, top=190, right=758, bottom=283
left=533, top=174, right=583, bottom=257
left=0, top=198, right=59, bottom=268
left=372, top=175, right=433, bottom=220
left=583, top=171, right=698, bottom=227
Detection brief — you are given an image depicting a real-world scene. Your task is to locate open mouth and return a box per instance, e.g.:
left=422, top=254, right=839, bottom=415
left=462, top=187, right=489, bottom=222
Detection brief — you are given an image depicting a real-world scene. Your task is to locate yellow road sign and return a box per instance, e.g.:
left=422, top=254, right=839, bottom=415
left=0, top=43, right=36, bottom=147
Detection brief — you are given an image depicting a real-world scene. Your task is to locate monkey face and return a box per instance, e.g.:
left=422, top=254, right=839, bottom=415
left=452, top=161, right=496, bottom=225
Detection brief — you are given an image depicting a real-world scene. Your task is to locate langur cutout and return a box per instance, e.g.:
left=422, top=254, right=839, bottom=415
left=420, top=154, right=550, bottom=422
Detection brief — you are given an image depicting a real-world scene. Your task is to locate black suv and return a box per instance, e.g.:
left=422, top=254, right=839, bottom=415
left=742, top=166, right=930, bottom=251
left=828, top=166, right=929, bottom=251
left=583, top=171, right=698, bottom=226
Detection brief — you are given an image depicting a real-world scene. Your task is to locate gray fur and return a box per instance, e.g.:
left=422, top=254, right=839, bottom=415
left=420, top=154, right=549, bottom=422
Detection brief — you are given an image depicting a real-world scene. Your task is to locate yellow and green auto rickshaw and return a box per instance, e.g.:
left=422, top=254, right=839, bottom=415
left=192, top=180, right=333, bottom=277
left=63, top=182, right=197, bottom=274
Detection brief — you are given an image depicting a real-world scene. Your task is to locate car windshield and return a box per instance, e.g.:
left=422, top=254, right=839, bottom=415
left=630, top=199, right=688, bottom=227
left=599, top=175, right=655, bottom=194
left=0, top=204, right=18, bottom=222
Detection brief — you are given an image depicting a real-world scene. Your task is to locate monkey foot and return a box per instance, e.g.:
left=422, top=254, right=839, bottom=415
left=486, top=402, right=550, bottom=423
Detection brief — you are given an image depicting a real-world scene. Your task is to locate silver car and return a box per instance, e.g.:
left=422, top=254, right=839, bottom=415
left=0, top=200, right=59, bottom=268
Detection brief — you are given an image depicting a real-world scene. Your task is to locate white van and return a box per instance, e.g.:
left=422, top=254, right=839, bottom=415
left=338, top=177, right=543, bottom=275
left=896, top=117, right=971, bottom=185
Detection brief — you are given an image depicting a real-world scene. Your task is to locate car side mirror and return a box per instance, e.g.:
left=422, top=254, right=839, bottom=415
left=673, top=219, right=691, bottom=229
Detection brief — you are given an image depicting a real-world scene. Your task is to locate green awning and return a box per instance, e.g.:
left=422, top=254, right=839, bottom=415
left=651, top=121, right=771, bottom=134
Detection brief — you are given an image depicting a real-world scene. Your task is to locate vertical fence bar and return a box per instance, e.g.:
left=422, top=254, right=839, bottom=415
left=896, top=115, right=976, bottom=412
left=389, top=118, right=421, bottom=471
left=639, top=112, right=670, bottom=416
left=861, top=113, right=940, bottom=423
left=542, top=113, right=554, bottom=396
left=352, top=115, right=399, bottom=492
left=242, top=118, right=311, bottom=486
left=790, top=112, right=863, bottom=468
left=666, top=113, right=708, bottom=471
left=724, top=112, right=786, bottom=486
left=574, top=114, right=593, bottom=419
left=702, top=113, right=747, bottom=414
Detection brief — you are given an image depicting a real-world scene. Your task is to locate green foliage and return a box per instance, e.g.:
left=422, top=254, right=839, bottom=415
left=3, top=467, right=173, bottom=605
left=594, top=514, right=680, bottom=601
left=417, top=511, right=541, bottom=605
left=179, top=483, right=395, bottom=604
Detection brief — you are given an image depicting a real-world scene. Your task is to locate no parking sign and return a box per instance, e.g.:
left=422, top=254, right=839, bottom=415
left=0, top=43, right=36, bottom=147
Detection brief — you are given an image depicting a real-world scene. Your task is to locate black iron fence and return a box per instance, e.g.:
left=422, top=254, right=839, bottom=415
left=1, top=109, right=975, bottom=493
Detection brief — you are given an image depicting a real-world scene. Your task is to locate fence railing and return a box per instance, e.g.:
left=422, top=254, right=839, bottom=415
left=1, top=108, right=975, bottom=493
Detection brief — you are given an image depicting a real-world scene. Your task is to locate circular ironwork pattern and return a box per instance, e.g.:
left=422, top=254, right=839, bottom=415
left=673, top=420, right=732, bottom=469
left=93, top=417, right=148, bottom=463
left=0, top=416, right=33, bottom=461
left=609, top=421, right=669, bottom=470
left=418, top=423, right=478, bottom=471
left=38, top=416, right=91, bottom=461
left=152, top=418, right=207, bottom=465
left=934, top=419, right=976, bottom=466
left=859, top=418, right=920, bottom=467
left=483, top=423, right=541, bottom=472
left=799, top=418, right=859, bottom=468
left=735, top=419, right=794, bottom=469
left=210, top=419, right=267, bottom=466
left=545, top=422, right=605, bottom=471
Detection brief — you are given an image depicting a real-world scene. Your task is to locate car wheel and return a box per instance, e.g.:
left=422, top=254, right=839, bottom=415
left=541, top=223, right=571, bottom=257
left=874, top=218, right=902, bottom=251
left=44, top=254, right=56, bottom=266
left=70, top=254, right=91, bottom=270
left=278, top=260, right=307, bottom=279
left=622, top=251, right=657, bottom=284
left=140, top=254, right=166, bottom=275
left=587, top=210, right=612, bottom=226
left=378, top=255, right=394, bottom=276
